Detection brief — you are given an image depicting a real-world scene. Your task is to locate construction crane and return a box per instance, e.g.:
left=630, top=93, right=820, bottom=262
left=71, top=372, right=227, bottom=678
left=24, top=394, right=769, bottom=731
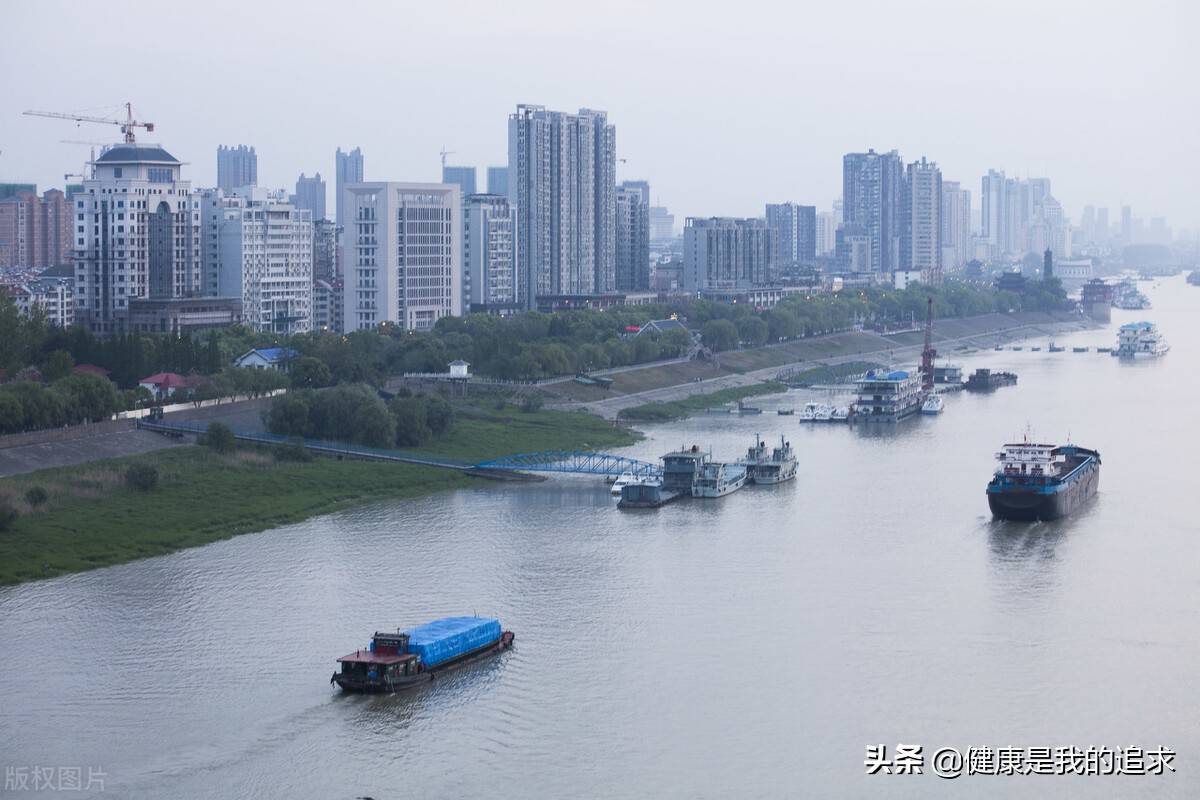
left=60, top=140, right=109, bottom=180
left=920, top=296, right=937, bottom=391
left=439, top=146, right=456, bottom=168
left=24, top=102, right=154, bottom=144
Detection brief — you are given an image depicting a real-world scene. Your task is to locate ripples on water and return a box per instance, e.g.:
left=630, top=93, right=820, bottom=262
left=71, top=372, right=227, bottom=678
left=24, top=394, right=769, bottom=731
left=2, top=277, right=1199, bottom=798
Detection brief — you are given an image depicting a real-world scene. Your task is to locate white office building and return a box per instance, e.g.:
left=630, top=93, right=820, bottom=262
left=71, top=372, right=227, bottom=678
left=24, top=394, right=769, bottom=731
left=343, top=182, right=461, bottom=332
left=204, top=187, right=313, bottom=334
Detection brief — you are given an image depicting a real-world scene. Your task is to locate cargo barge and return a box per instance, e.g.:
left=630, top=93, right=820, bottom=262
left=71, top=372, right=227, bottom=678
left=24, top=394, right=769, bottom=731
left=986, top=441, right=1100, bottom=521
left=964, top=368, right=1017, bottom=392
left=332, top=617, right=514, bottom=692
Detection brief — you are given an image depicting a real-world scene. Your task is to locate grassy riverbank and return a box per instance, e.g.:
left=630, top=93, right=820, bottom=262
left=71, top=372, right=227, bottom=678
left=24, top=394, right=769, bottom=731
left=618, top=382, right=788, bottom=421
left=0, top=406, right=636, bottom=586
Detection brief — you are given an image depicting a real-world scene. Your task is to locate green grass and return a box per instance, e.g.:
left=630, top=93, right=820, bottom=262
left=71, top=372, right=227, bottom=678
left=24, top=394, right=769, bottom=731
left=0, top=406, right=638, bottom=586
left=618, top=382, right=788, bottom=421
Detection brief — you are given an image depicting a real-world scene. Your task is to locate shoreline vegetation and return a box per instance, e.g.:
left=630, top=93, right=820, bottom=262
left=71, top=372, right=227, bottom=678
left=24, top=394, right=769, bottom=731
left=0, top=405, right=635, bottom=587
left=0, top=309, right=1094, bottom=587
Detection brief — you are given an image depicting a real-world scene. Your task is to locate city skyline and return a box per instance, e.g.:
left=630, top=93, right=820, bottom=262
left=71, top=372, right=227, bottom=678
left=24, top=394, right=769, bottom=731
left=2, top=0, right=1198, bottom=231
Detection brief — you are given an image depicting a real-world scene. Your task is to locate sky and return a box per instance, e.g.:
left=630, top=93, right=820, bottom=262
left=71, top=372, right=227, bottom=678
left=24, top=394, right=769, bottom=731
left=3, top=0, right=1198, bottom=231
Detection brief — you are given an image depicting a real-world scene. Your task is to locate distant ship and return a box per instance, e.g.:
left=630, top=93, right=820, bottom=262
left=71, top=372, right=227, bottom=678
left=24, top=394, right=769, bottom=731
left=692, top=461, right=748, bottom=498
left=986, top=441, right=1101, bottom=521
left=963, top=368, right=1018, bottom=392
left=1112, top=321, right=1169, bottom=358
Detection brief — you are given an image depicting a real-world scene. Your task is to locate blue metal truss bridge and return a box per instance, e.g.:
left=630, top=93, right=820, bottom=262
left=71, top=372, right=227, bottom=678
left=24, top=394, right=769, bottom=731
left=472, top=451, right=661, bottom=478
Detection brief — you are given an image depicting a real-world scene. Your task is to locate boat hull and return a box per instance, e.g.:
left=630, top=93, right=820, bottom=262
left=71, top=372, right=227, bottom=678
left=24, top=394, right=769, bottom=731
left=987, top=466, right=1099, bottom=521
left=332, top=631, right=515, bottom=693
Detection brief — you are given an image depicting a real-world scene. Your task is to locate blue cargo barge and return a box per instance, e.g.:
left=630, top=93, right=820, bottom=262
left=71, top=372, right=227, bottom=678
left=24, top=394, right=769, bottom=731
left=986, top=441, right=1100, bottom=521
left=332, top=616, right=514, bottom=692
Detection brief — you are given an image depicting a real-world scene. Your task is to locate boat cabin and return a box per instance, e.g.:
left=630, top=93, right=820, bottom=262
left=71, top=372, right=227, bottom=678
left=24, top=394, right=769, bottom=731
left=336, top=632, right=423, bottom=686
left=994, top=443, right=1065, bottom=486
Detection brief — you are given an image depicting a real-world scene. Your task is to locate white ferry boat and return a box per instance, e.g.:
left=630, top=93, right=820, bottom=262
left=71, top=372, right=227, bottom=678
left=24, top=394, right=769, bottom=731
left=920, top=392, right=944, bottom=415
left=1112, top=321, right=1169, bottom=358
left=797, top=401, right=827, bottom=422
left=692, top=461, right=748, bottom=498
left=852, top=369, right=924, bottom=423
left=737, top=434, right=799, bottom=485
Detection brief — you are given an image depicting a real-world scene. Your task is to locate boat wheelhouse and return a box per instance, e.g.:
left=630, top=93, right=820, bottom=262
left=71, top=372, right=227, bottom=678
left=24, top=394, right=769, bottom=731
left=736, top=434, right=798, bottom=485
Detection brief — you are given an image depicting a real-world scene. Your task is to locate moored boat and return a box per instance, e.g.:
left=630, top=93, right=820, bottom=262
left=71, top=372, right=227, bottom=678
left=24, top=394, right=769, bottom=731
left=1112, top=321, right=1169, bottom=358
left=852, top=369, right=923, bottom=423
left=692, top=461, right=748, bottom=498
left=986, top=441, right=1100, bottom=521
left=963, top=368, right=1017, bottom=392
left=736, top=434, right=798, bottom=485
left=920, top=392, right=944, bottom=415
left=332, top=618, right=514, bottom=693
left=610, top=471, right=637, bottom=496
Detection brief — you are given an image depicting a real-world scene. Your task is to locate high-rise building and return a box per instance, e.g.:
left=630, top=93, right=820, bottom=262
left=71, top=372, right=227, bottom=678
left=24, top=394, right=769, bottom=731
left=463, top=194, right=519, bottom=314
left=312, top=218, right=338, bottom=281
left=649, top=206, right=675, bottom=242
left=442, top=166, right=477, bottom=196
left=765, top=202, right=816, bottom=267
left=0, top=188, right=72, bottom=268
left=335, top=147, right=364, bottom=225
left=815, top=211, right=837, bottom=257
left=616, top=185, right=650, bottom=291
left=343, top=182, right=461, bottom=332
left=902, top=158, right=942, bottom=285
left=941, top=181, right=971, bottom=270
left=292, top=173, right=327, bottom=222
left=1095, top=207, right=1109, bottom=245
left=75, top=142, right=240, bottom=335
left=217, top=145, right=257, bottom=193
left=312, top=278, right=344, bottom=334
left=620, top=180, right=651, bottom=207
left=842, top=149, right=904, bottom=273
left=204, top=187, right=313, bottom=335
left=508, top=104, right=617, bottom=306
left=486, top=166, right=509, bottom=196
left=682, top=217, right=777, bottom=291
left=1121, top=205, right=1132, bottom=243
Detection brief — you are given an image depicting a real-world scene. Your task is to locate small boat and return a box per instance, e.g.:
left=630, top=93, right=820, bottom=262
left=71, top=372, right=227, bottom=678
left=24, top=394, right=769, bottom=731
left=777, top=409, right=795, bottom=416
left=332, top=618, right=515, bottom=693
left=692, top=461, right=748, bottom=498
left=610, top=471, right=637, bottom=496
left=1048, top=343, right=1065, bottom=353
left=706, top=407, right=732, bottom=414
left=1012, top=346, right=1023, bottom=351
left=994, top=345, right=1004, bottom=351
left=1097, top=347, right=1112, bottom=354
left=921, top=392, right=944, bottom=415
left=829, top=405, right=853, bottom=423
left=797, top=401, right=825, bottom=422
left=737, top=401, right=763, bottom=415
left=1072, top=346, right=1089, bottom=353
left=1031, top=346, right=1042, bottom=352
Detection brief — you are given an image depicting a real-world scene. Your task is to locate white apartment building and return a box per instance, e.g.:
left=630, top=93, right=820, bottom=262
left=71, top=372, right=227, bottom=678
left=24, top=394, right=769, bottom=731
left=74, top=143, right=204, bottom=334
left=463, top=194, right=519, bottom=313
left=904, top=158, right=942, bottom=285
left=205, top=187, right=313, bottom=334
left=343, top=182, right=461, bottom=332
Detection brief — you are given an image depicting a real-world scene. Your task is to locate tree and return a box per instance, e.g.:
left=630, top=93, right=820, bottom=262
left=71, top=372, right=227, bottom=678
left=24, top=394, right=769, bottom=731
left=24, top=486, right=48, bottom=508
left=267, top=393, right=311, bottom=438
left=736, top=317, right=770, bottom=347
left=0, top=501, right=17, bottom=532
left=41, top=350, right=75, bottom=382
left=389, top=396, right=430, bottom=446
left=290, top=357, right=333, bottom=390
left=520, top=392, right=544, bottom=413
left=54, top=372, right=120, bottom=423
left=202, top=421, right=236, bottom=454
left=701, top=319, right=739, bottom=352
left=421, top=395, right=455, bottom=438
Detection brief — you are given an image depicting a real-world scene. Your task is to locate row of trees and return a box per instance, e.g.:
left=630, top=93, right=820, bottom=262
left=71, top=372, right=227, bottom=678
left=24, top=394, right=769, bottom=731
left=0, top=372, right=122, bottom=434
left=265, top=385, right=455, bottom=450
left=2, top=278, right=1068, bottom=406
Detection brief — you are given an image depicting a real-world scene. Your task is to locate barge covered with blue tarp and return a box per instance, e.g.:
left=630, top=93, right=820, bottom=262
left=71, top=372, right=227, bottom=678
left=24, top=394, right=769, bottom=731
left=403, top=617, right=503, bottom=667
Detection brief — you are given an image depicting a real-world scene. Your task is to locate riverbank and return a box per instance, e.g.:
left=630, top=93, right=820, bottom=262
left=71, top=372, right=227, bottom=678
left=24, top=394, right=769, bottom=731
left=0, top=406, right=636, bottom=586
left=553, top=310, right=1096, bottom=419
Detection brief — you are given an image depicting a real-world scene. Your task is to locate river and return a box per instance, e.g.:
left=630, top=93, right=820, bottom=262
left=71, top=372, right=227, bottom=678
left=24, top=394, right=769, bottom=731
left=1, top=275, right=1197, bottom=798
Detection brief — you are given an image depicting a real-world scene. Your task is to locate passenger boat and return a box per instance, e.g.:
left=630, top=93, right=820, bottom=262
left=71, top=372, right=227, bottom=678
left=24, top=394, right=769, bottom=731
left=692, top=461, right=748, bottom=498
left=797, top=401, right=827, bottom=422
left=1112, top=321, right=1169, bottom=358
left=920, top=392, right=944, bottom=415
left=852, top=369, right=923, bottom=423
left=986, top=441, right=1100, bottom=521
left=332, top=618, right=514, bottom=693
left=736, top=434, right=798, bottom=485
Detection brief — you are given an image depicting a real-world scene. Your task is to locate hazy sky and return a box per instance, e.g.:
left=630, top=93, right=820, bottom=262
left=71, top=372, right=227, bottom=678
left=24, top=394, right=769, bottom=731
left=3, top=0, right=1197, bottom=229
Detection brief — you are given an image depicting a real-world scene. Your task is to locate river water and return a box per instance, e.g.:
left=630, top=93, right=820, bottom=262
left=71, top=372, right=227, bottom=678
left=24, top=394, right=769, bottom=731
left=2, top=276, right=1197, bottom=798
